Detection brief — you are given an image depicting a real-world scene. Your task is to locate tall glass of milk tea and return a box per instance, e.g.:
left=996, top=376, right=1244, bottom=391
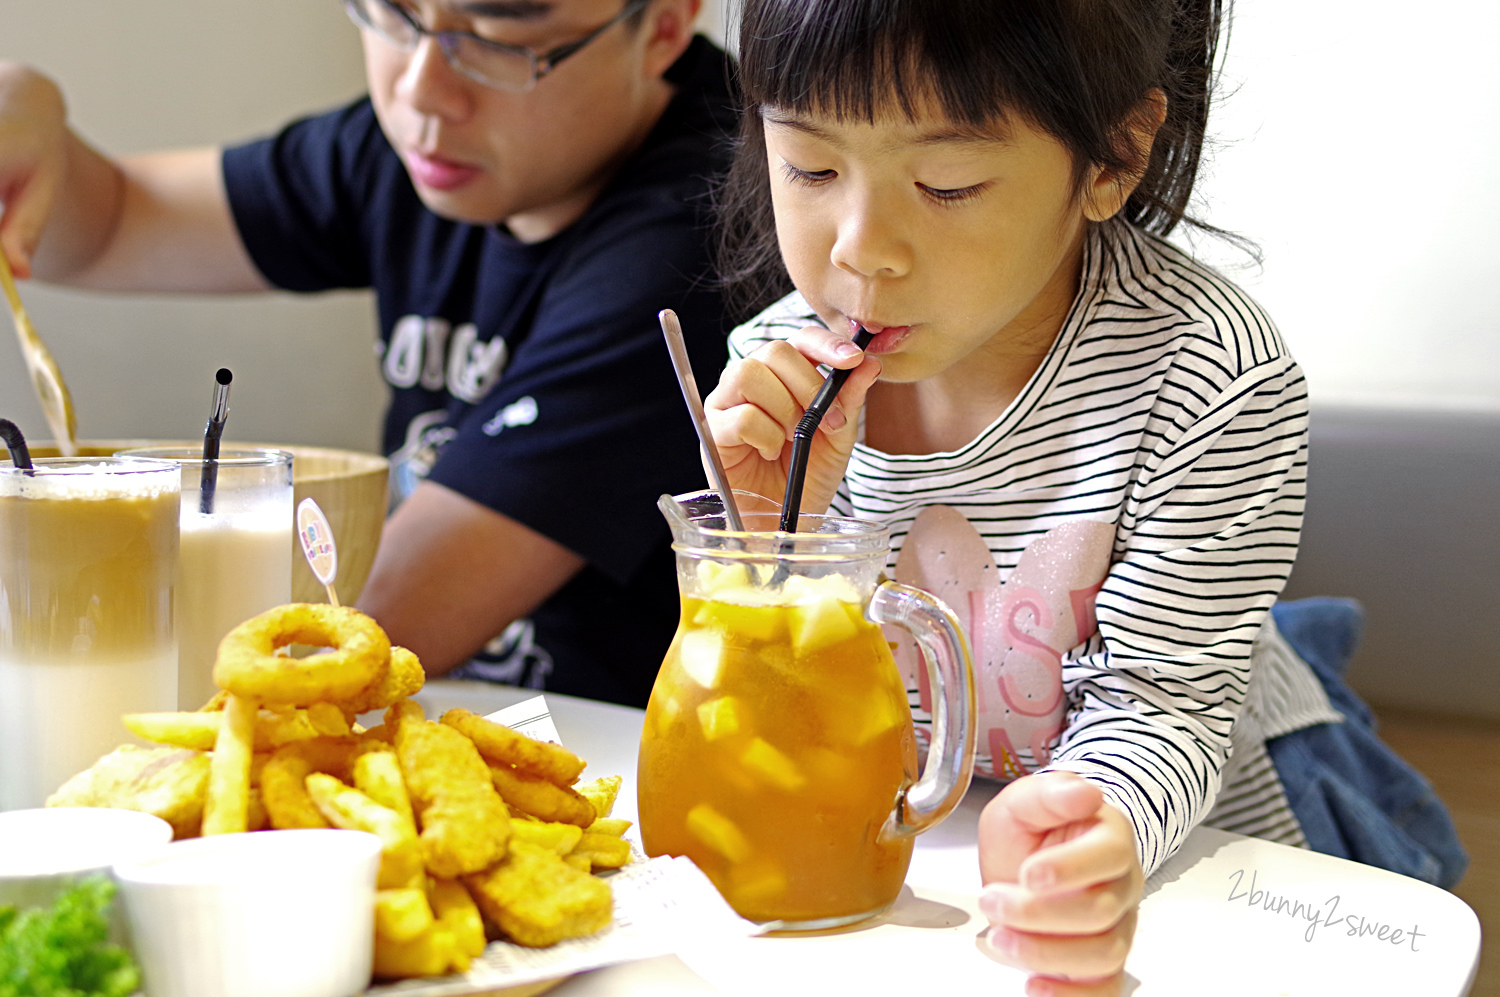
left=0, top=457, right=180, bottom=810
left=639, top=489, right=978, bottom=931
left=117, top=447, right=293, bottom=710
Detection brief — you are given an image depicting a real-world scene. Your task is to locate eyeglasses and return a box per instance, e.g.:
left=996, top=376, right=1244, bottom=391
left=343, top=0, right=651, bottom=93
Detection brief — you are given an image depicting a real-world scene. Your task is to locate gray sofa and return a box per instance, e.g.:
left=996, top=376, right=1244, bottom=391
left=1282, top=404, right=1500, bottom=721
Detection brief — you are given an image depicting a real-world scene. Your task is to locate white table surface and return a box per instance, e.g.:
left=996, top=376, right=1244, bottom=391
left=416, top=681, right=1483, bottom=997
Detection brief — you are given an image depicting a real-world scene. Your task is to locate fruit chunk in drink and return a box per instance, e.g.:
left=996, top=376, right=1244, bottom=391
left=638, top=565, right=917, bottom=924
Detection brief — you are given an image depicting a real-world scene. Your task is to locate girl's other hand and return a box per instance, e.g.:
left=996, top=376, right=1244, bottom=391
left=0, top=63, right=69, bottom=278
left=704, top=324, right=880, bottom=515
left=977, top=771, right=1144, bottom=997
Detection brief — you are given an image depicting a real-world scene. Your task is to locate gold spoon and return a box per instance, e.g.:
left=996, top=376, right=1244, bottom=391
left=0, top=250, right=77, bottom=457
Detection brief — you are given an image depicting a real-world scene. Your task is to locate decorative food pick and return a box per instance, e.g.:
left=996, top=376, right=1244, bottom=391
left=199, top=368, right=233, bottom=514
left=0, top=417, right=34, bottom=471
left=658, top=308, right=744, bottom=532
left=777, top=327, right=875, bottom=533
left=0, top=250, right=77, bottom=456
left=296, top=497, right=341, bottom=606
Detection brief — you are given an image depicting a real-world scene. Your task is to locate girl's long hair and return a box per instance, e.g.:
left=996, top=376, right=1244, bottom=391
left=718, top=0, right=1228, bottom=317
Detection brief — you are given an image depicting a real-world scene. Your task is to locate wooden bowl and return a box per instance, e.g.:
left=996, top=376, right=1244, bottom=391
left=26, top=440, right=388, bottom=606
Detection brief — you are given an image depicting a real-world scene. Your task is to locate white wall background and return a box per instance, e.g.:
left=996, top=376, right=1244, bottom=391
left=1, top=0, right=1496, bottom=456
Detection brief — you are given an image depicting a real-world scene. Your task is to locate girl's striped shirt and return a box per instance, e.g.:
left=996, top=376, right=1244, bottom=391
left=727, top=220, right=1340, bottom=874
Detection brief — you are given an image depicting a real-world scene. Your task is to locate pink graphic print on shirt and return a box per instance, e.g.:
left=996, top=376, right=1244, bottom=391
left=890, top=506, right=1113, bottom=779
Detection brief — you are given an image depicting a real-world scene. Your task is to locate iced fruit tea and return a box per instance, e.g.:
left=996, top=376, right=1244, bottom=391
left=638, top=563, right=918, bottom=924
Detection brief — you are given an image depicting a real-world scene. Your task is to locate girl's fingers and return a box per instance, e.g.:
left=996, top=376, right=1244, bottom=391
left=1018, top=803, right=1140, bottom=896
left=786, top=323, right=868, bottom=369
left=983, top=908, right=1138, bottom=981
left=980, top=865, right=1143, bottom=935
left=1024, top=973, right=1129, bottom=997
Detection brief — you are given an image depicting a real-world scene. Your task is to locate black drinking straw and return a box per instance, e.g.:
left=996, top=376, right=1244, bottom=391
left=0, top=418, right=34, bottom=472
left=199, top=368, right=233, bottom=514
left=777, top=328, right=875, bottom=534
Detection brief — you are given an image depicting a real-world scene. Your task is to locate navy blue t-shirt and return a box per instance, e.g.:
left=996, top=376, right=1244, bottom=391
left=221, top=37, right=737, bottom=707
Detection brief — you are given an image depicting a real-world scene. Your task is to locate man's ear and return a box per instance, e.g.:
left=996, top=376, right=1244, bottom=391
left=1082, top=88, right=1168, bottom=223
left=639, top=0, right=701, bottom=79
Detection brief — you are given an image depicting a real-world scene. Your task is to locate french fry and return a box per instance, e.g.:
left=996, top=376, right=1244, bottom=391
left=429, top=878, right=486, bottom=959
left=488, top=763, right=594, bottom=828
left=375, top=887, right=435, bottom=943
left=509, top=818, right=584, bottom=856
left=568, top=831, right=631, bottom=871
left=562, top=853, right=592, bottom=874
left=373, top=923, right=458, bottom=979
left=306, top=772, right=424, bottom=889
left=587, top=817, right=632, bottom=837
left=123, top=711, right=220, bottom=751
left=306, top=701, right=352, bottom=737
left=574, top=775, right=622, bottom=819
left=441, top=708, right=586, bottom=786
left=202, top=693, right=256, bottom=835
left=354, top=749, right=416, bottom=834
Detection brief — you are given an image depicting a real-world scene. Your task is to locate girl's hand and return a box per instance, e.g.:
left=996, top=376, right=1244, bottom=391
left=977, top=771, right=1144, bottom=997
left=0, top=63, right=69, bottom=278
left=703, top=324, right=881, bottom=515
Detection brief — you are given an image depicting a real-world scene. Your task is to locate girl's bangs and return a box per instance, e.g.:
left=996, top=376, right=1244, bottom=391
left=737, top=0, right=1070, bottom=128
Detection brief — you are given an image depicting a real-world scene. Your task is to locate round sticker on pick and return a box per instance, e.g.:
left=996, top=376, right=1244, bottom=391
left=296, top=497, right=341, bottom=606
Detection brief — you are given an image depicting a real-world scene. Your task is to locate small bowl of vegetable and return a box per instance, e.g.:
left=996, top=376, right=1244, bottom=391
left=0, top=808, right=171, bottom=997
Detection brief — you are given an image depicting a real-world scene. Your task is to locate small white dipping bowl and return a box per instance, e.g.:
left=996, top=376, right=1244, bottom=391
left=113, top=829, right=383, bottom=997
left=0, top=808, right=173, bottom=913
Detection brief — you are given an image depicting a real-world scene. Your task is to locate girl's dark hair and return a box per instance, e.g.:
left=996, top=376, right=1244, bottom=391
left=718, top=0, right=1228, bottom=317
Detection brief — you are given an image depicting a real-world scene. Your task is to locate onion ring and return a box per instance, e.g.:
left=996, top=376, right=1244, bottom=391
left=214, top=603, right=391, bottom=705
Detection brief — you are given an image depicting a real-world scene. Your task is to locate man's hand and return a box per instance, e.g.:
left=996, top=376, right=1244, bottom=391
left=0, top=63, right=70, bottom=277
left=977, top=771, right=1144, bottom=997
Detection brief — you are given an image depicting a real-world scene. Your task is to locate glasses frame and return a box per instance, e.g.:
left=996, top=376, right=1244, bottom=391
left=344, top=0, right=654, bottom=93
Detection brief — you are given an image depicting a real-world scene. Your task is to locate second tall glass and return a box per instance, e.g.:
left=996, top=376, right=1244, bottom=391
left=118, top=447, right=294, bottom=709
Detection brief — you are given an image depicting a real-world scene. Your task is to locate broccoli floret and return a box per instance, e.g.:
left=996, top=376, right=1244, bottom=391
left=0, top=877, right=140, bottom=997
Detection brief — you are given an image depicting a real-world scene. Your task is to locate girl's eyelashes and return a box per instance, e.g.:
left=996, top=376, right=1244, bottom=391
left=777, top=160, right=992, bottom=205
left=917, top=181, right=992, bottom=205
left=779, top=162, right=835, bottom=187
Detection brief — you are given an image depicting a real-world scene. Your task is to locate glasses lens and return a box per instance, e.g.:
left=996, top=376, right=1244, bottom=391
left=446, top=36, right=538, bottom=92
left=349, top=0, right=419, bottom=47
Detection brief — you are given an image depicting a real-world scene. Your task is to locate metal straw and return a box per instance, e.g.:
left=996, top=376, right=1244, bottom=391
left=658, top=309, right=745, bottom=532
left=0, top=418, right=34, bottom=471
left=199, top=368, right=233, bottom=514
left=777, top=327, right=874, bottom=533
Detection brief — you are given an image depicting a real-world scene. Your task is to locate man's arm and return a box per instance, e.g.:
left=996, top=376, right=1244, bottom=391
left=356, top=480, right=587, bottom=678
left=0, top=62, right=267, bottom=293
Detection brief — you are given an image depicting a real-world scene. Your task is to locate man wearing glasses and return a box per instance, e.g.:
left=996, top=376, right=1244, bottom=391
left=0, top=0, right=735, bottom=707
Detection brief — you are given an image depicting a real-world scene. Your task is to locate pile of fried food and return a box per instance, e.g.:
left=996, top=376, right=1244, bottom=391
left=48, top=603, right=629, bottom=979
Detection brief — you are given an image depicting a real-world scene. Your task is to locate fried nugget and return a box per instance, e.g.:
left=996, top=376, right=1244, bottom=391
left=47, top=745, right=210, bottom=839
left=487, top=763, right=594, bottom=828
left=260, top=737, right=358, bottom=830
left=340, top=646, right=426, bottom=716
left=464, top=840, right=612, bottom=948
left=389, top=700, right=510, bottom=878
left=373, top=923, right=459, bottom=979
left=441, top=708, right=585, bottom=785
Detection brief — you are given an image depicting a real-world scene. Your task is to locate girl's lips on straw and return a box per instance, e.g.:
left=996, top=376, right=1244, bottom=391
left=849, top=320, right=913, bottom=356
left=405, top=151, right=482, bottom=192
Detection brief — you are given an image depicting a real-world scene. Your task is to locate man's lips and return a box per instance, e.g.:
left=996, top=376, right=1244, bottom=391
left=848, top=319, right=913, bottom=355
left=405, top=151, right=481, bottom=192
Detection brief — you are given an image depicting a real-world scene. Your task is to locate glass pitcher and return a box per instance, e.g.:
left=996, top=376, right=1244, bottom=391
left=638, top=489, right=976, bottom=931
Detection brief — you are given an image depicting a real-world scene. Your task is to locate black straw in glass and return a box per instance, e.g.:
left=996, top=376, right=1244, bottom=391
left=199, top=368, right=233, bottom=514
left=0, top=418, right=34, bottom=471
left=777, top=328, right=875, bottom=533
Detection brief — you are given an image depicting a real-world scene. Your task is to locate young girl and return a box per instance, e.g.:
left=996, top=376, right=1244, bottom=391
left=704, top=0, right=1463, bottom=994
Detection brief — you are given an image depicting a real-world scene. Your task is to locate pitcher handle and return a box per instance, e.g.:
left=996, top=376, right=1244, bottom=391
left=869, top=580, right=977, bottom=840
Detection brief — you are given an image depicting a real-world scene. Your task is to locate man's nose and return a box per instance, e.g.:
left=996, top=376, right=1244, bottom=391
left=396, top=36, right=474, bottom=122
